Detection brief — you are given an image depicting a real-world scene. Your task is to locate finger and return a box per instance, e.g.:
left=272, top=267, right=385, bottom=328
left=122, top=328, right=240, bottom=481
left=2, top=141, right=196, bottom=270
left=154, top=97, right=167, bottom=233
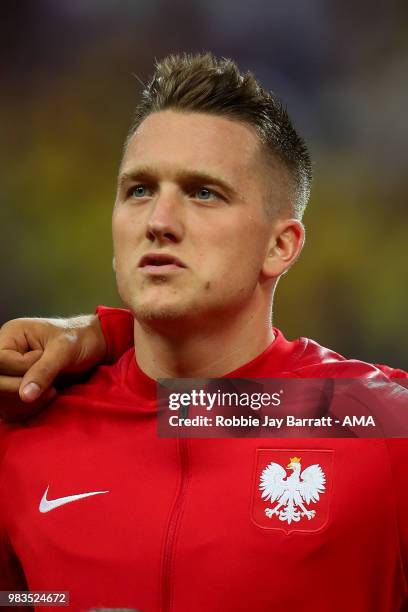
left=19, top=340, right=75, bottom=402
left=0, top=349, right=43, bottom=376
left=0, top=375, right=22, bottom=394
left=0, top=320, right=30, bottom=352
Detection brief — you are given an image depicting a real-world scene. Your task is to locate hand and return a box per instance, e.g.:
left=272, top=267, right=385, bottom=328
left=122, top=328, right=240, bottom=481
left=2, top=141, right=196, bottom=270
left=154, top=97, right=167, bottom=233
left=0, top=315, right=106, bottom=420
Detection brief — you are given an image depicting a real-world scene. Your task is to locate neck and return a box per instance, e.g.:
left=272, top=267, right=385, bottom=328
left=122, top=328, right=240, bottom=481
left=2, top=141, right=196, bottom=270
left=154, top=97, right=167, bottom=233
left=133, top=301, right=275, bottom=380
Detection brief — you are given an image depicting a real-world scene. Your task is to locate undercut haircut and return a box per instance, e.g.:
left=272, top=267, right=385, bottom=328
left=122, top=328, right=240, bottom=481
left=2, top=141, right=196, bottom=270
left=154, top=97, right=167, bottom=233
left=126, top=53, right=312, bottom=219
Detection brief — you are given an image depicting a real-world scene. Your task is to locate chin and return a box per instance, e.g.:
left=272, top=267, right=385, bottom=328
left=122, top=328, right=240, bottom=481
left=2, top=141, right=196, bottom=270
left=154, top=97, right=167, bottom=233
left=119, top=281, right=183, bottom=317
left=130, top=297, right=192, bottom=323
left=135, top=305, right=183, bottom=321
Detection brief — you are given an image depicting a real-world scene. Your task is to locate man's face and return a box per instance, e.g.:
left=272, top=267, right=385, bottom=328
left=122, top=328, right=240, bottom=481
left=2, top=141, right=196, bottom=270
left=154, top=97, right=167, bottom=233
left=112, top=110, right=289, bottom=328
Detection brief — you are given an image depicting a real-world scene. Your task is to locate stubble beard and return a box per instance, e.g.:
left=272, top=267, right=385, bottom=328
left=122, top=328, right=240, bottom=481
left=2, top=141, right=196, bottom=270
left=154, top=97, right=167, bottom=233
left=121, top=275, right=254, bottom=333
left=127, top=276, right=194, bottom=324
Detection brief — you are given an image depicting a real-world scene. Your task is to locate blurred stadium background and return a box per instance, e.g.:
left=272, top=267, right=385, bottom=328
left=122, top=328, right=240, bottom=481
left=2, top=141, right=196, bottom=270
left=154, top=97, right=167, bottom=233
left=1, top=0, right=407, bottom=368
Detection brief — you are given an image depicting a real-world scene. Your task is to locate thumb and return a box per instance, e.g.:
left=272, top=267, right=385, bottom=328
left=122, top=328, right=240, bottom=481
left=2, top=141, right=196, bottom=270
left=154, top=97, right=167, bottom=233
left=19, top=340, right=74, bottom=402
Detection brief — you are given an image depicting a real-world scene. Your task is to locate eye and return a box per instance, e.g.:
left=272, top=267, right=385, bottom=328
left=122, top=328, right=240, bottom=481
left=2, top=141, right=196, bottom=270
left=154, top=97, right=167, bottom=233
left=130, top=185, right=151, bottom=198
left=194, top=187, right=217, bottom=201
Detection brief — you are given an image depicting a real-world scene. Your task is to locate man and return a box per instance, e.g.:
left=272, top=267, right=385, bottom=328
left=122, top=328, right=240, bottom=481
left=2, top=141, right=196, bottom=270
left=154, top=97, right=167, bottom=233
left=0, top=53, right=407, bottom=611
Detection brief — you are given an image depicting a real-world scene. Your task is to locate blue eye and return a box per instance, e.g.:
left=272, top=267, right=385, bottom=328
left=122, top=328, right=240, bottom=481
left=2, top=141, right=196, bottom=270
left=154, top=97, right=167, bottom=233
left=195, top=188, right=215, bottom=200
left=131, top=185, right=149, bottom=198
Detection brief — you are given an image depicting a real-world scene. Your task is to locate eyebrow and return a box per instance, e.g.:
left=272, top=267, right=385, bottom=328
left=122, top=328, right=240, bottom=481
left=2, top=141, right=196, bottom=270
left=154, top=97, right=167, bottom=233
left=118, top=166, right=239, bottom=199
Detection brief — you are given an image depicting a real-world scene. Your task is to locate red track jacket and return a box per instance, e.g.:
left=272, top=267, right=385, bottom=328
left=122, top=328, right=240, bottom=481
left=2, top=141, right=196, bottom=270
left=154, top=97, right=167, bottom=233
left=0, top=306, right=407, bottom=611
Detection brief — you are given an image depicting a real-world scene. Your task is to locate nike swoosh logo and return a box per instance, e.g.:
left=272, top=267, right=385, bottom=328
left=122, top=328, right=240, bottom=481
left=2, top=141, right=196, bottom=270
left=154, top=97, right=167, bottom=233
left=39, top=485, right=109, bottom=513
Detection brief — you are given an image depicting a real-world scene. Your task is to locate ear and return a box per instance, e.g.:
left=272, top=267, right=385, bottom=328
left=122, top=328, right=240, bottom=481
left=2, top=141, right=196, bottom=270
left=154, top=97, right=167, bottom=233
left=262, top=219, right=305, bottom=279
left=112, top=256, right=116, bottom=272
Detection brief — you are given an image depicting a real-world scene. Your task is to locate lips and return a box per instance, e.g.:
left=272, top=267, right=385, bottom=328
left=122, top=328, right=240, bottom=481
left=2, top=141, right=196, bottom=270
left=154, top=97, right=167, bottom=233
left=138, top=253, right=187, bottom=268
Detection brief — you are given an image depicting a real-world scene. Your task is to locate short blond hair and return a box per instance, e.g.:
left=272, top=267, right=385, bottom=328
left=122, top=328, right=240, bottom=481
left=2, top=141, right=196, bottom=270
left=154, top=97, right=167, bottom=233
left=127, top=53, right=312, bottom=219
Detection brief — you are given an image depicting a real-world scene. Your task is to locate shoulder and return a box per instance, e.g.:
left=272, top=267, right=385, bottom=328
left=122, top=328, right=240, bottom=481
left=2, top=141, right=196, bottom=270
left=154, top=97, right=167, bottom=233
left=288, top=334, right=407, bottom=379
left=0, top=420, right=16, bottom=468
left=59, top=347, right=135, bottom=401
left=96, top=306, right=134, bottom=362
left=384, top=439, right=408, bottom=586
left=0, top=347, right=136, bottom=447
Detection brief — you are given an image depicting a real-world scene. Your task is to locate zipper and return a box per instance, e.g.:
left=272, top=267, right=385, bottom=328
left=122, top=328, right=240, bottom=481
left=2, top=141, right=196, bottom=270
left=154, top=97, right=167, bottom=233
left=160, top=436, right=190, bottom=612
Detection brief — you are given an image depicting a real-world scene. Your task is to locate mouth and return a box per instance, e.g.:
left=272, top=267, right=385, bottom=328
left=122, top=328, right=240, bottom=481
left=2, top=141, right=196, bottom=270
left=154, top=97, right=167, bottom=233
left=138, top=252, right=187, bottom=275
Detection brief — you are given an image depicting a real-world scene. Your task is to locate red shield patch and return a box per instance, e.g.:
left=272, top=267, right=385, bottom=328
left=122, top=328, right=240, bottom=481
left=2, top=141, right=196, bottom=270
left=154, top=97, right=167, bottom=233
left=251, top=449, right=333, bottom=534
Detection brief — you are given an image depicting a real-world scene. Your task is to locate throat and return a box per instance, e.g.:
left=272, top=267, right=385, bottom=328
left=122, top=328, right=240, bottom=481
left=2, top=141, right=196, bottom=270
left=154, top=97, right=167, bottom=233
left=133, top=317, right=275, bottom=380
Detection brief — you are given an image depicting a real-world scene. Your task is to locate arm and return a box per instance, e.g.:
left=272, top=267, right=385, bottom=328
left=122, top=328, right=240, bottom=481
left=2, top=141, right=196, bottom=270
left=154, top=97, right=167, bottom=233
left=0, top=308, right=134, bottom=419
left=0, top=532, right=30, bottom=612
left=0, top=425, right=31, bottom=609
left=385, top=439, right=408, bottom=602
left=0, top=314, right=105, bottom=400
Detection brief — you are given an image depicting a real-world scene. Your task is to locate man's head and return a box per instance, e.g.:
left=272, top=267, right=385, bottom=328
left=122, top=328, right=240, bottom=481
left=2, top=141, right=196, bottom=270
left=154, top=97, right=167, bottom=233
left=126, top=53, right=312, bottom=220
left=112, top=53, right=311, bottom=332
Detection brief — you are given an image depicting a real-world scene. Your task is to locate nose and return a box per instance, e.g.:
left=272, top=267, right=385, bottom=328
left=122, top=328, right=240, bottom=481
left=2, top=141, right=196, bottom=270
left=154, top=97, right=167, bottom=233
left=146, top=189, right=184, bottom=244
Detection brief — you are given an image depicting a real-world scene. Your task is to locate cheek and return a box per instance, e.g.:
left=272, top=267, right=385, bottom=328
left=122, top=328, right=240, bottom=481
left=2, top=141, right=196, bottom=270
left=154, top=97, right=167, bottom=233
left=221, top=229, right=269, bottom=289
left=111, top=216, right=140, bottom=292
left=112, top=209, right=125, bottom=249
left=200, top=242, right=262, bottom=295
left=112, top=208, right=140, bottom=256
left=219, top=224, right=268, bottom=271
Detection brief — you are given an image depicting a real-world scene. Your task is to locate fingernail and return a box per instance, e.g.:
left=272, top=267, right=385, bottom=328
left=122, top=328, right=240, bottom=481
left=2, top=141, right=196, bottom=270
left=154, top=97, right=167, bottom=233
left=22, top=382, right=41, bottom=401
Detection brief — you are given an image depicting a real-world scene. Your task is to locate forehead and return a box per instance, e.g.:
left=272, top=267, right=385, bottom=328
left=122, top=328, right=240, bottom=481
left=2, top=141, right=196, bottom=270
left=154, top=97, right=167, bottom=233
left=122, top=110, right=265, bottom=182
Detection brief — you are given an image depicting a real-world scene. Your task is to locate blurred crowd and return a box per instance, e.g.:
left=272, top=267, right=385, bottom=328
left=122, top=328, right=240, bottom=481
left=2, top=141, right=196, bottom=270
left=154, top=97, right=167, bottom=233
left=1, top=0, right=407, bottom=367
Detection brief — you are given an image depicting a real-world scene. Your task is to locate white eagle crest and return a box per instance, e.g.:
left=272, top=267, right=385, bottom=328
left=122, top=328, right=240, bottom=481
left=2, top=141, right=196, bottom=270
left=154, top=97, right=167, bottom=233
left=259, top=457, right=326, bottom=524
